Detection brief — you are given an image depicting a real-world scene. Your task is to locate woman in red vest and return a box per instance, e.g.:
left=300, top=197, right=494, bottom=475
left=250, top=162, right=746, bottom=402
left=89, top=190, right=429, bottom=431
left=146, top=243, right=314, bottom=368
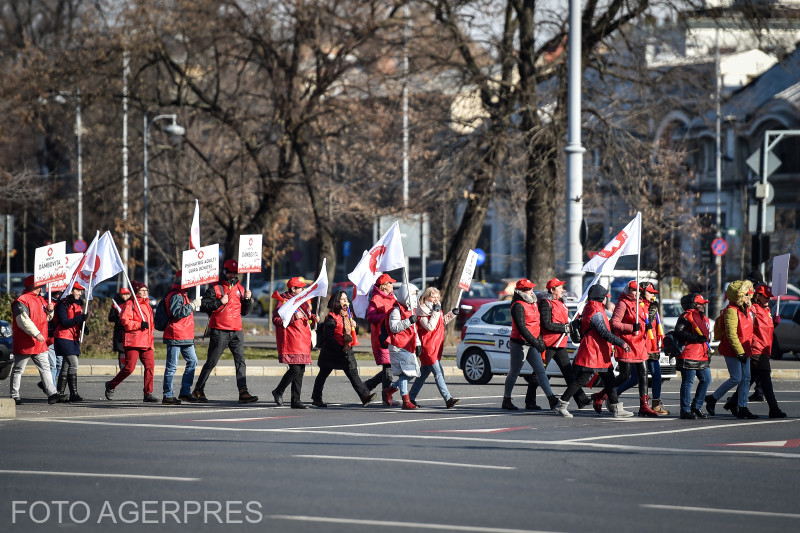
left=408, top=287, right=460, bottom=408
left=674, top=293, right=712, bottom=419
left=364, top=273, right=399, bottom=405
left=54, top=282, right=88, bottom=402
left=387, top=282, right=421, bottom=410
left=272, top=277, right=316, bottom=409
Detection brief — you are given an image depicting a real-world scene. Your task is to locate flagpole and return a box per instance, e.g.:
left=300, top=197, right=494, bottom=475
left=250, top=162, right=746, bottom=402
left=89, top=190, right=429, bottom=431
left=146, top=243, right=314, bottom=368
left=635, top=212, right=641, bottom=326
left=121, top=264, right=146, bottom=321
left=79, top=268, right=96, bottom=343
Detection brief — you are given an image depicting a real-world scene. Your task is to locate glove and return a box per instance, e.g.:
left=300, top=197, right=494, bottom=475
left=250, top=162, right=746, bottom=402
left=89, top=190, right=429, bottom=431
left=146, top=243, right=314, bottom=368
left=532, top=338, right=545, bottom=353
left=451, top=308, right=459, bottom=315
left=564, top=323, right=571, bottom=333
left=409, top=314, right=418, bottom=324
left=736, top=353, right=746, bottom=363
left=415, top=345, right=422, bottom=357
left=774, top=316, right=781, bottom=326
left=343, top=334, right=353, bottom=345
left=141, top=321, right=149, bottom=330
left=79, top=314, right=88, bottom=324
left=431, top=303, right=441, bottom=312
left=632, top=323, right=641, bottom=333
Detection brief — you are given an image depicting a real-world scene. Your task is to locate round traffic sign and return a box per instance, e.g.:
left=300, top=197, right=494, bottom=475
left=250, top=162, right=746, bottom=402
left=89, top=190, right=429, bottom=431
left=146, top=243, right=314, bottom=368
left=711, top=237, right=728, bottom=256
left=73, top=239, right=87, bottom=253
left=474, top=248, right=486, bottom=267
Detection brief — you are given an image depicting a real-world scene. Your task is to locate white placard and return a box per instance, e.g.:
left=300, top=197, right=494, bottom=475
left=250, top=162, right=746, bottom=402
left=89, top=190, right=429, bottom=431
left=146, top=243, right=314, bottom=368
left=458, top=249, right=479, bottom=291
left=49, top=253, right=83, bottom=292
left=772, top=254, right=791, bottom=296
left=237, top=234, right=262, bottom=274
left=34, top=241, right=67, bottom=286
left=181, top=244, right=219, bottom=289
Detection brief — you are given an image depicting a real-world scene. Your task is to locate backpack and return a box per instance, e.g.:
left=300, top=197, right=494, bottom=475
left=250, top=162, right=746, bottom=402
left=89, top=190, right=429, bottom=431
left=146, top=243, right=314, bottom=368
left=713, top=309, right=726, bottom=341
left=153, top=296, right=170, bottom=331
left=662, top=330, right=684, bottom=358
left=568, top=314, right=583, bottom=344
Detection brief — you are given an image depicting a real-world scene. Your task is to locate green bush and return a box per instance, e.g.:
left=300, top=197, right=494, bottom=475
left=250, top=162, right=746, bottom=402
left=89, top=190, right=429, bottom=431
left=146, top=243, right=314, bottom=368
left=0, top=293, right=15, bottom=323
left=83, top=297, right=116, bottom=356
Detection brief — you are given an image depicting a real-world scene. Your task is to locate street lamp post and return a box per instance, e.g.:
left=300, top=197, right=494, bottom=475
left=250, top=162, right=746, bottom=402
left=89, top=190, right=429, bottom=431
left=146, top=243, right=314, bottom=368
left=142, top=113, right=185, bottom=286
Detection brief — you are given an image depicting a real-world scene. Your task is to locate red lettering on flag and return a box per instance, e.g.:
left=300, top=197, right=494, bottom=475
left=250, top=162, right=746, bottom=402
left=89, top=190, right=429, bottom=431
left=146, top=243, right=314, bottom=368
left=597, top=230, right=628, bottom=259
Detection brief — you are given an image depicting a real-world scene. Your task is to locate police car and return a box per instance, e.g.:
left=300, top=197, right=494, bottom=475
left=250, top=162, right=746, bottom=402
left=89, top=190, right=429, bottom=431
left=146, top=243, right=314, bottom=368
left=456, top=300, right=677, bottom=384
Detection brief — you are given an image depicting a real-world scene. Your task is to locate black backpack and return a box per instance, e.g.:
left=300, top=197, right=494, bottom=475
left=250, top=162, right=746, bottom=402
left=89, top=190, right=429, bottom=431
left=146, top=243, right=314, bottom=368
left=153, top=296, right=170, bottom=331
left=662, top=330, right=684, bottom=358
left=569, top=314, right=583, bottom=344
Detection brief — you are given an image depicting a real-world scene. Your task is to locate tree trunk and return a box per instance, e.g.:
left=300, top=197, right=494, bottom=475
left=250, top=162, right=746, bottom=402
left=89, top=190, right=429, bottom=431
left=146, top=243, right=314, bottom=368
left=525, top=146, right=558, bottom=285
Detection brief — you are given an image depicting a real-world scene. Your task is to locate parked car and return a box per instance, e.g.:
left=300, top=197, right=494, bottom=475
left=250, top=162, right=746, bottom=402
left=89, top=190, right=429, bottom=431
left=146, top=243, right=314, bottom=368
left=659, top=298, right=684, bottom=332
left=253, top=278, right=292, bottom=316
left=0, top=319, right=13, bottom=380
left=770, top=299, right=800, bottom=359
left=456, top=282, right=498, bottom=329
left=0, top=273, right=31, bottom=296
left=456, top=300, right=678, bottom=385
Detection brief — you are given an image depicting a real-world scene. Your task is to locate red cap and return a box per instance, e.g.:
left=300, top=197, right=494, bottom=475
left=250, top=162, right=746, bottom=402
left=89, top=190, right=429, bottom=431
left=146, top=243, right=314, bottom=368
left=693, top=294, right=710, bottom=305
left=546, top=278, right=566, bottom=290
left=754, top=284, right=774, bottom=298
left=72, top=282, right=85, bottom=291
left=118, top=288, right=131, bottom=295
left=223, top=259, right=238, bottom=273
left=644, top=285, right=659, bottom=294
left=287, top=277, right=307, bottom=289
left=627, top=280, right=639, bottom=290
left=24, top=275, right=36, bottom=289
left=515, top=279, right=535, bottom=290
left=376, top=273, right=396, bottom=286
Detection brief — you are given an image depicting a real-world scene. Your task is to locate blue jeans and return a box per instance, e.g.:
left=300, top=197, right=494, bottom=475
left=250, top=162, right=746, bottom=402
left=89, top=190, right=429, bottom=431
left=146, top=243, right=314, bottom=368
left=617, top=359, right=662, bottom=398
left=163, top=343, right=198, bottom=398
left=680, top=367, right=711, bottom=412
left=393, top=375, right=411, bottom=395
left=409, top=361, right=451, bottom=403
left=504, top=342, right=553, bottom=398
left=47, top=345, right=62, bottom=384
left=712, top=356, right=751, bottom=407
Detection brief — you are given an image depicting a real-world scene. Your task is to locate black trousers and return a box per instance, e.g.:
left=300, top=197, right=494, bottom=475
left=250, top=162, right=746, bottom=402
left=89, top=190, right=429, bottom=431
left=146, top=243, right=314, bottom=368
left=195, top=329, right=247, bottom=391
left=364, top=364, right=392, bottom=391
left=275, top=364, right=306, bottom=404
left=561, top=366, right=619, bottom=405
left=615, top=361, right=648, bottom=396
left=311, top=358, right=370, bottom=402
left=527, top=347, right=589, bottom=405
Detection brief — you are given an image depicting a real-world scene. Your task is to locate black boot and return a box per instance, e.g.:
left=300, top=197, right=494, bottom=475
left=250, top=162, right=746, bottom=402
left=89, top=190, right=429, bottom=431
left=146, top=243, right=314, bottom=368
left=67, top=374, right=83, bottom=403
left=736, top=406, right=758, bottom=419
left=722, top=395, right=738, bottom=417
left=55, top=372, right=69, bottom=402
left=704, top=395, right=717, bottom=416
left=547, top=394, right=559, bottom=410
left=501, top=397, right=519, bottom=411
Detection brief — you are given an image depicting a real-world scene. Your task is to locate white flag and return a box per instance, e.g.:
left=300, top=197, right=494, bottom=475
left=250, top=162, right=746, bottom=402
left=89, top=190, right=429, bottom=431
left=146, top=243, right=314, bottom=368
left=190, top=199, right=200, bottom=250
left=348, top=221, right=406, bottom=317
left=278, top=259, right=329, bottom=328
left=64, top=231, right=125, bottom=300
left=581, top=212, right=641, bottom=275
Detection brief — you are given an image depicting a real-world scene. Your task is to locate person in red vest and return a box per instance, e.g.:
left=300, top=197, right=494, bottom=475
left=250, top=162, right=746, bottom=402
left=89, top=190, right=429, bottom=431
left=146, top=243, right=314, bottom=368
left=310, top=290, right=375, bottom=407
left=271, top=276, right=317, bottom=408
left=108, top=287, right=132, bottom=370
left=192, top=260, right=257, bottom=404
left=674, top=293, right=712, bottom=419
left=705, top=279, right=757, bottom=418
left=53, top=282, right=88, bottom=402
left=161, top=270, right=200, bottom=405
left=722, top=283, right=786, bottom=418
left=9, top=275, right=61, bottom=405
left=364, top=273, right=399, bottom=405
left=105, top=281, right=158, bottom=402
left=408, top=287, right=460, bottom=408
left=387, top=282, right=421, bottom=410
left=555, top=284, right=633, bottom=418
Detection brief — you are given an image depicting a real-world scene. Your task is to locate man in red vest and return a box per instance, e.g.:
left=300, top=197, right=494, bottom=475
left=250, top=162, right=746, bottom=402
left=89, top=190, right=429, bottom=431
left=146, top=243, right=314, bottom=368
left=9, top=276, right=61, bottom=405
left=161, top=270, right=200, bottom=405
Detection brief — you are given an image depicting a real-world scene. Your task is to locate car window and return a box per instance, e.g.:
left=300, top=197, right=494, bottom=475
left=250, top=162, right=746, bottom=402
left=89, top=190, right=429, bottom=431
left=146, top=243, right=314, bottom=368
left=468, top=284, right=495, bottom=298
left=482, top=305, right=512, bottom=326
left=780, top=303, right=797, bottom=320
left=661, top=302, right=682, bottom=317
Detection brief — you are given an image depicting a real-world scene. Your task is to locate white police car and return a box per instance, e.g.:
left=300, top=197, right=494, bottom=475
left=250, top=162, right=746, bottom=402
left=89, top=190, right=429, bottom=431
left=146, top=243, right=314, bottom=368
left=456, top=300, right=677, bottom=384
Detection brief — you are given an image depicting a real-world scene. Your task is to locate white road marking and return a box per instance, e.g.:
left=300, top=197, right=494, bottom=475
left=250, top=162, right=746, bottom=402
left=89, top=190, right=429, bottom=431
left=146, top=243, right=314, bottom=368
left=269, top=515, right=563, bottom=532
left=563, top=418, right=798, bottom=442
left=641, top=504, right=800, bottom=519
left=0, top=469, right=199, bottom=482
left=293, top=455, right=515, bottom=470
left=184, top=416, right=296, bottom=423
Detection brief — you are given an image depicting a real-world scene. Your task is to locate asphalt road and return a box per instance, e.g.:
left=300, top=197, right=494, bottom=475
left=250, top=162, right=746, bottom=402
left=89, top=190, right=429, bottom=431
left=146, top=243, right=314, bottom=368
left=2, top=374, right=800, bottom=533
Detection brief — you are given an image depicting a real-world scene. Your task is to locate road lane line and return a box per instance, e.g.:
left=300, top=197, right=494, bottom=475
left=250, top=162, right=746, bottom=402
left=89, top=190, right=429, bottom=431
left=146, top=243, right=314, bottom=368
left=293, top=454, right=515, bottom=470
left=269, top=515, right=562, bottom=532
left=0, top=469, right=199, bottom=482
left=641, top=504, right=800, bottom=519
left=563, top=418, right=798, bottom=442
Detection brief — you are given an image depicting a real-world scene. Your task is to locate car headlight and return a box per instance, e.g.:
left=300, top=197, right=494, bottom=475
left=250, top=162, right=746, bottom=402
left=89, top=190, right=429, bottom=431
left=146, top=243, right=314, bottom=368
left=0, top=324, right=11, bottom=337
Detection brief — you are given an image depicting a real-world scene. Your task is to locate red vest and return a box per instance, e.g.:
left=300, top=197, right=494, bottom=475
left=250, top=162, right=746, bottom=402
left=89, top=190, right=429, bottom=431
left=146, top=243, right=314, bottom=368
left=751, top=303, right=774, bottom=356
left=510, top=300, right=540, bottom=341
left=679, top=309, right=710, bottom=362
left=208, top=281, right=246, bottom=331
left=273, top=293, right=312, bottom=356
left=54, top=300, right=82, bottom=343
left=418, top=311, right=445, bottom=365
left=12, top=291, right=49, bottom=355
left=611, top=293, right=648, bottom=363
left=164, top=289, right=195, bottom=342
left=718, top=304, right=753, bottom=358
left=542, top=299, right=568, bottom=348
left=121, top=297, right=155, bottom=349
left=329, top=312, right=358, bottom=347
left=368, top=288, right=396, bottom=356
left=386, top=304, right=417, bottom=353
left=573, top=301, right=614, bottom=369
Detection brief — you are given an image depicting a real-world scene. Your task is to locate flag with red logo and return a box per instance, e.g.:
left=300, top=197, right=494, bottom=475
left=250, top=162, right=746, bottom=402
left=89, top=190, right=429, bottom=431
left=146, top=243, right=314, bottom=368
left=63, top=231, right=125, bottom=300
left=581, top=212, right=641, bottom=275
left=348, top=221, right=405, bottom=318
left=278, top=259, right=329, bottom=328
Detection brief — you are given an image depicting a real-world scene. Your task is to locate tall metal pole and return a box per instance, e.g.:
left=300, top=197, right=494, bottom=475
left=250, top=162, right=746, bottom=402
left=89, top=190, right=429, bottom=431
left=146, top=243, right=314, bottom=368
left=714, top=29, right=723, bottom=314
left=565, top=0, right=586, bottom=294
left=402, top=4, right=409, bottom=209
left=143, top=112, right=149, bottom=286
left=76, top=89, right=83, bottom=241
left=122, top=50, right=130, bottom=273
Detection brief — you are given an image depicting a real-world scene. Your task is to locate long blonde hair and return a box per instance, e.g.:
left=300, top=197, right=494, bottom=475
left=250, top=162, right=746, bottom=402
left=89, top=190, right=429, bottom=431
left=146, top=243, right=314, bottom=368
left=420, top=287, right=440, bottom=305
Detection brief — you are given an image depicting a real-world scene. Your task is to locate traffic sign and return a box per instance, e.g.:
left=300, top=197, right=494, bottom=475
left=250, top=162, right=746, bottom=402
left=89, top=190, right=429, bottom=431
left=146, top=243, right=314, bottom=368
left=474, top=248, right=486, bottom=267
left=711, top=237, right=728, bottom=257
left=73, top=239, right=87, bottom=253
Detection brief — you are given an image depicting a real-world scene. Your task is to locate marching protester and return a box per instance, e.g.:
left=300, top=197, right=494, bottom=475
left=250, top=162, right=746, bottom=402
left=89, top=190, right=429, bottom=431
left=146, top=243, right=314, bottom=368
left=674, top=293, right=712, bottom=419
left=503, top=279, right=558, bottom=411
left=610, top=281, right=659, bottom=417
left=537, top=278, right=592, bottom=409
left=705, top=280, right=757, bottom=419
left=722, top=283, right=786, bottom=418
left=310, top=290, right=375, bottom=407
left=53, top=282, right=88, bottom=402
left=408, top=287, right=460, bottom=408
left=193, top=260, right=258, bottom=404
left=9, top=276, right=61, bottom=405
left=271, top=276, right=317, bottom=409
left=364, top=273, right=399, bottom=406
left=108, top=287, right=132, bottom=370
left=386, top=282, right=421, bottom=410
left=105, top=281, right=158, bottom=402
left=161, top=270, right=200, bottom=405
left=46, top=289, right=63, bottom=385
left=555, top=284, right=633, bottom=418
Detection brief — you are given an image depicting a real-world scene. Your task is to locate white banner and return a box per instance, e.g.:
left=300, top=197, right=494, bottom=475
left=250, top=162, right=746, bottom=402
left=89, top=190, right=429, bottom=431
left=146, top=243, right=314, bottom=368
left=278, top=259, right=329, bottom=328
left=182, top=244, right=219, bottom=289
left=458, top=250, right=479, bottom=291
left=63, top=231, right=126, bottom=300
left=237, top=234, right=263, bottom=274
left=772, top=253, right=791, bottom=296
left=582, top=212, right=641, bottom=275
left=49, top=253, right=83, bottom=292
left=34, top=241, right=67, bottom=287
left=348, top=221, right=406, bottom=317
